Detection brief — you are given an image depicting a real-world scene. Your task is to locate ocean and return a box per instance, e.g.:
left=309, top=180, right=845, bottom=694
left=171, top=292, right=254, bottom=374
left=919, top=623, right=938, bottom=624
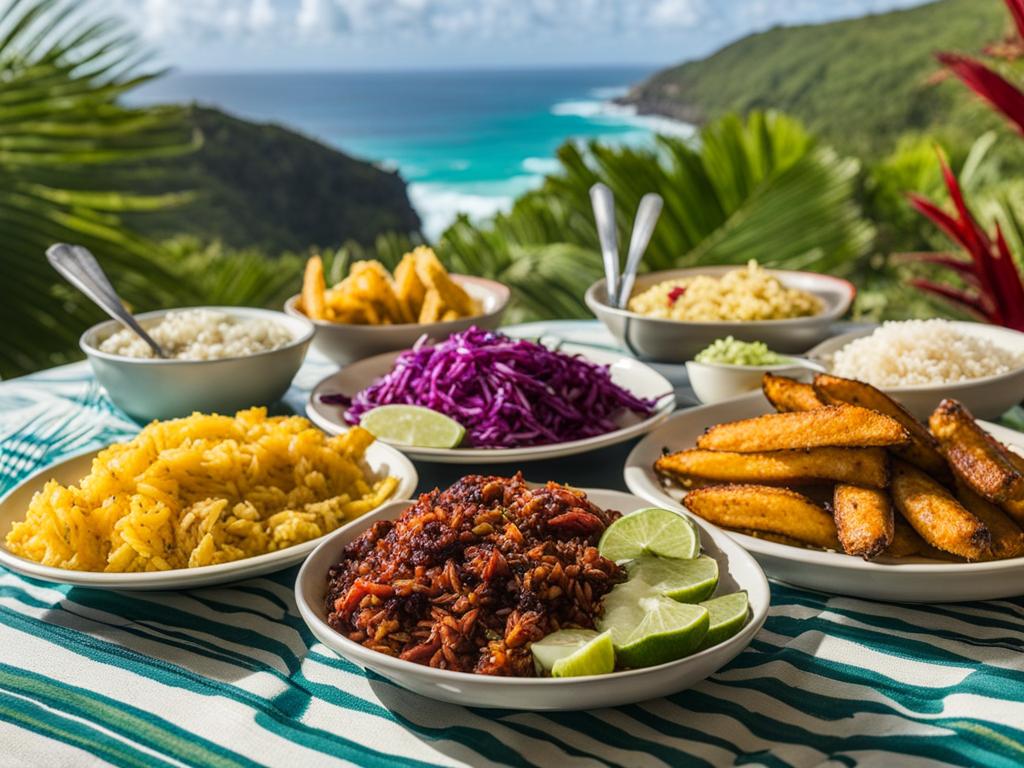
left=130, top=67, right=691, bottom=239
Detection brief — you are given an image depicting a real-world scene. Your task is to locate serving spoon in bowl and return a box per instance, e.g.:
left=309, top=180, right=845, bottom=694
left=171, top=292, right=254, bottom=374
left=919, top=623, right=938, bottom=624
left=46, top=243, right=168, bottom=358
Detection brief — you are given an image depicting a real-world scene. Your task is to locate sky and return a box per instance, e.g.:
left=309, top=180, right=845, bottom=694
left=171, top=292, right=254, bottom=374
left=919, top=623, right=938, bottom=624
left=109, top=0, right=933, bottom=72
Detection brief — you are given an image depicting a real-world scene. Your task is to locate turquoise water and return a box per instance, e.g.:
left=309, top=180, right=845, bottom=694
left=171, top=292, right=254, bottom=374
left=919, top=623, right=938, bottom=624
left=132, top=67, right=691, bottom=236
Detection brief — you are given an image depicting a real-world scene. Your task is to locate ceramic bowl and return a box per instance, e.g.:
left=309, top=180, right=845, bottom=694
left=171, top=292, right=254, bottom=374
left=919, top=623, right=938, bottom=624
left=808, top=321, right=1024, bottom=420
left=81, top=306, right=314, bottom=422
left=285, top=275, right=510, bottom=366
left=295, top=488, right=770, bottom=710
left=585, top=266, right=855, bottom=363
left=684, top=359, right=820, bottom=405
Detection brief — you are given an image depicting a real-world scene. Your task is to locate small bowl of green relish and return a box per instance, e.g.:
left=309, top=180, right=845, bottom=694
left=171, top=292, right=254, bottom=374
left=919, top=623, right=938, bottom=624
left=686, top=336, right=818, bottom=404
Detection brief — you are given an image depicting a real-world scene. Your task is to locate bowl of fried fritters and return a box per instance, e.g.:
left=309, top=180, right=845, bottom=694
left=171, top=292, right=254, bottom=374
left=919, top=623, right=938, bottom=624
left=286, top=247, right=509, bottom=365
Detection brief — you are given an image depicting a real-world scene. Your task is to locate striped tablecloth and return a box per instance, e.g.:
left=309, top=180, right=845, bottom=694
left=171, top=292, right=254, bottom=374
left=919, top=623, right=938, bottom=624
left=1, top=321, right=1023, bottom=768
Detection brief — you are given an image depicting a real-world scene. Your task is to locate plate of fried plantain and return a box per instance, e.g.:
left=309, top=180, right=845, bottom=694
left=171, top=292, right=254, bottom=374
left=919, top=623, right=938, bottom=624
left=624, top=373, right=1024, bottom=602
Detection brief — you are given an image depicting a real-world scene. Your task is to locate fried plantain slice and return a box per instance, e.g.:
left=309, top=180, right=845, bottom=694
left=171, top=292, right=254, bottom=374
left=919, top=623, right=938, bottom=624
left=929, top=399, right=1022, bottom=503
left=813, top=373, right=949, bottom=481
left=890, top=460, right=991, bottom=560
left=994, top=447, right=1024, bottom=526
left=761, top=373, right=824, bottom=413
left=392, top=253, right=424, bottom=321
left=884, top=513, right=929, bottom=558
left=655, top=447, right=889, bottom=488
left=300, top=255, right=327, bottom=320
left=682, top=484, right=840, bottom=550
left=954, top=479, right=1024, bottom=560
left=833, top=484, right=894, bottom=560
left=696, top=405, right=909, bottom=453
left=414, top=246, right=479, bottom=317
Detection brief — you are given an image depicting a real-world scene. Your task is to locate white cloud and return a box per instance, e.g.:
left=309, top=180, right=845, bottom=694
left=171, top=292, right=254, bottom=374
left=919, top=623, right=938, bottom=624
left=111, top=0, right=931, bottom=54
left=248, top=0, right=276, bottom=32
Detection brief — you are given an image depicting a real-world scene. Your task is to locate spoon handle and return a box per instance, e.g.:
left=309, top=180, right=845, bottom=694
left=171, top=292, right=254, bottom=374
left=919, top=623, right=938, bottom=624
left=589, top=183, right=620, bottom=306
left=46, top=243, right=167, bottom=358
left=617, top=193, right=663, bottom=308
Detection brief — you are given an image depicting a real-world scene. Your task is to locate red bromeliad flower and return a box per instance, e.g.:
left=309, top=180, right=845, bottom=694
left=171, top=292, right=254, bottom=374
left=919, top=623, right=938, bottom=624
left=905, top=0, right=1024, bottom=330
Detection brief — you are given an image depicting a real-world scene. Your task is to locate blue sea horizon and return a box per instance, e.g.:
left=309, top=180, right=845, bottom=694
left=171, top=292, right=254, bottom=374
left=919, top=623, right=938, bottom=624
left=130, top=66, right=693, bottom=239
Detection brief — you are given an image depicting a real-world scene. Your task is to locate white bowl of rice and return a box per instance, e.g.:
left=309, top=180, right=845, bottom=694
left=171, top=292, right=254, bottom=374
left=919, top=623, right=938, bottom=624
left=81, top=306, right=314, bottom=422
left=809, top=319, right=1024, bottom=420
left=585, top=263, right=855, bottom=363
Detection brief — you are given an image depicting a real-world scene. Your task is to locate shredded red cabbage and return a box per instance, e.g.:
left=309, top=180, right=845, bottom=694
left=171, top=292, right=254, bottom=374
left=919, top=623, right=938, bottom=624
left=334, top=327, right=658, bottom=448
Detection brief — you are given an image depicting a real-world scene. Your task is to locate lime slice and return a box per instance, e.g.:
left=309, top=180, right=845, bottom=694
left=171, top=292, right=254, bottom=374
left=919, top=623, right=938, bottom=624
left=597, top=579, right=709, bottom=668
left=598, top=508, right=699, bottom=563
left=531, top=629, right=602, bottom=673
left=530, top=629, right=615, bottom=678
left=359, top=405, right=465, bottom=448
left=627, top=554, right=719, bottom=603
left=698, top=591, right=749, bottom=650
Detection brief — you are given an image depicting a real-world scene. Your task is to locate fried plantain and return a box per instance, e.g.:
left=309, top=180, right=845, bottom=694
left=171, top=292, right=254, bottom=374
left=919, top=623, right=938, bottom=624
left=890, top=459, right=991, bottom=560
left=813, top=373, right=949, bottom=481
left=833, top=484, right=894, bottom=560
left=696, top=405, right=909, bottom=453
left=761, top=373, right=824, bottom=413
left=884, top=513, right=929, bottom=558
left=929, top=399, right=1022, bottom=502
left=954, top=479, right=1024, bottom=560
left=300, top=255, right=326, bottom=320
left=682, top=484, right=840, bottom=549
left=655, top=447, right=889, bottom=488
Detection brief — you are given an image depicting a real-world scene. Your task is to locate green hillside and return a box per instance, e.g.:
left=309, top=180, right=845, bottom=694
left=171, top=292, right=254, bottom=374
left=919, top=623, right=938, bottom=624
left=624, top=0, right=1009, bottom=156
left=125, top=106, right=421, bottom=253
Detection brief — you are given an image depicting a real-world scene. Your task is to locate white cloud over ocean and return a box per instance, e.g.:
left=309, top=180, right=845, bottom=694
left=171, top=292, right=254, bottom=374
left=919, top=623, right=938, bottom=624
left=109, top=0, right=930, bottom=69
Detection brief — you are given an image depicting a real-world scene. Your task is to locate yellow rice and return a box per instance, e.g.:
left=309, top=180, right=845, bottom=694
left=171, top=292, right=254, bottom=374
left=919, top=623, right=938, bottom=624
left=5, top=407, right=399, bottom=572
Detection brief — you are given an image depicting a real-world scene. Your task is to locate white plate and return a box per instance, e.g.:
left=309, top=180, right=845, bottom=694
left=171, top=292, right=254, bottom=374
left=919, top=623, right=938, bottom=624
left=0, top=443, right=418, bottom=590
left=295, top=487, right=769, bottom=710
left=808, top=321, right=1024, bottom=420
left=306, top=343, right=676, bottom=463
left=623, top=391, right=1024, bottom=603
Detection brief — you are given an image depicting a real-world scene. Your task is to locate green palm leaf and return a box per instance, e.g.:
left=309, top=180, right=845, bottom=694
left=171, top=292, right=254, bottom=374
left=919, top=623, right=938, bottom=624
left=0, top=0, right=195, bottom=377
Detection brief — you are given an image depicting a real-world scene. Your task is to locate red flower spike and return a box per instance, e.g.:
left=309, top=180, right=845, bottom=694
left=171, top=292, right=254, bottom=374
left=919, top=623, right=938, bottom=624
left=909, top=278, right=990, bottom=319
left=937, top=53, right=1024, bottom=136
left=991, top=222, right=1024, bottom=327
left=1006, top=0, right=1024, bottom=41
left=893, top=252, right=979, bottom=284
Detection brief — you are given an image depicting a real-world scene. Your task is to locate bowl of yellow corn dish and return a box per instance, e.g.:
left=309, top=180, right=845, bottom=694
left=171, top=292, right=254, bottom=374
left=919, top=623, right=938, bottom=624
left=585, top=262, right=854, bottom=363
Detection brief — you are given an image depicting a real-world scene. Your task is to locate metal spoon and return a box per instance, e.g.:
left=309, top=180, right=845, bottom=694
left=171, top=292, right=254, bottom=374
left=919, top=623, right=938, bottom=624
left=46, top=243, right=168, bottom=358
left=616, top=193, right=663, bottom=308
left=589, top=182, right=621, bottom=306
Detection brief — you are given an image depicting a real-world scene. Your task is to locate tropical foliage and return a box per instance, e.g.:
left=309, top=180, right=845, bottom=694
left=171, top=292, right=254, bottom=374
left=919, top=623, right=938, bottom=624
left=903, top=0, right=1024, bottom=329
left=0, top=0, right=195, bottom=376
left=436, top=112, right=874, bottom=322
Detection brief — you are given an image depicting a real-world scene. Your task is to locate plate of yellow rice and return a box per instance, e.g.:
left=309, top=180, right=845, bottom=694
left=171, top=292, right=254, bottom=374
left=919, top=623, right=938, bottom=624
left=0, top=408, right=417, bottom=589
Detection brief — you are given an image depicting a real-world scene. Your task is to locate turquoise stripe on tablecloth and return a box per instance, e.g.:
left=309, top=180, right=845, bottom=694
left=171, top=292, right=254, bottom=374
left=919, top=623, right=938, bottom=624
left=1, top=321, right=1023, bottom=768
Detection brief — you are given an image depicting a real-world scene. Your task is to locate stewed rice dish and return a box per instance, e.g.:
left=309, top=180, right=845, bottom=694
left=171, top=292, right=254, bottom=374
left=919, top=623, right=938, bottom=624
left=6, top=408, right=398, bottom=572
left=325, top=474, right=624, bottom=676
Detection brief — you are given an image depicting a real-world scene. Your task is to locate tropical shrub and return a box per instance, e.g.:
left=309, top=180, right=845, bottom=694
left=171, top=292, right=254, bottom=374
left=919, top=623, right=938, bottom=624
left=0, top=0, right=196, bottom=376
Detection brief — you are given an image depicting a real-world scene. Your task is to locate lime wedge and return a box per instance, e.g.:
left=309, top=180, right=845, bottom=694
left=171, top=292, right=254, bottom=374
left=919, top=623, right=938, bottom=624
left=698, top=591, right=749, bottom=650
left=359, top=405, right=465, bottom=448
left=597, top=579, right=709, bottom=668
left=627, top=554, right=719, bottom=603
left=530, top=629, right=615, bottom=678
left=598, top=508, right=699, bottom=563
left=531, top=629, right=602, bottom=673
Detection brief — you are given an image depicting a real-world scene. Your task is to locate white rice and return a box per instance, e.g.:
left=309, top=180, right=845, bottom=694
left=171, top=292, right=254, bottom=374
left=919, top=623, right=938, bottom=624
left=99, top=309, right=292, bottom=360
left=829, top=320, right=1024, bottom=387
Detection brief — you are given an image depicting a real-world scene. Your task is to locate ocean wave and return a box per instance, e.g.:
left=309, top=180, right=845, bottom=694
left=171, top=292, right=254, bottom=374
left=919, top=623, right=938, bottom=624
left=409, top=177, right=543, bottom=239
left=550, top=97, right=694, bottom=138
